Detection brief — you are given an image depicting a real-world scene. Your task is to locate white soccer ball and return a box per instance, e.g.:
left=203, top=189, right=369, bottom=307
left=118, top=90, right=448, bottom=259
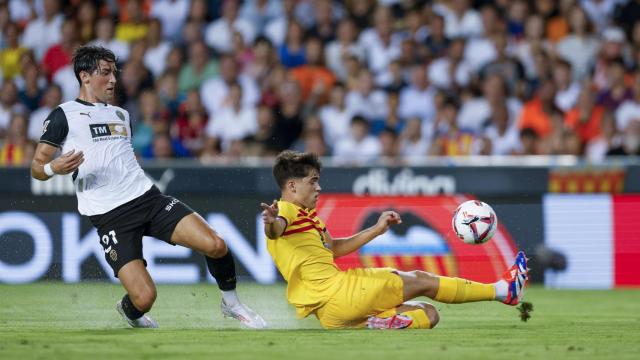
left=452, top=200, right=498, bottom=244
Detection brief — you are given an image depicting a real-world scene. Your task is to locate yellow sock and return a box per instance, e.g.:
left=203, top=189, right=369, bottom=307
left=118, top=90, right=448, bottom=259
left=434, top=276, right=496, bottom=303
left=402, top=309, right=432, bottom=329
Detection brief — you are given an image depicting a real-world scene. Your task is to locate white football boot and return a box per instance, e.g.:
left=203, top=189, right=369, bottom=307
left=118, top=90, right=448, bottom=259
left=116, top=300, right=158, bottom=328
left=221, top=299, right=267, bottom=329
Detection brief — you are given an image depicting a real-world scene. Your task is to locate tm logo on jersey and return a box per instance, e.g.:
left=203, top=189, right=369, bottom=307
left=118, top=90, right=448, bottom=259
left=90, top=123, right=128, bottom=140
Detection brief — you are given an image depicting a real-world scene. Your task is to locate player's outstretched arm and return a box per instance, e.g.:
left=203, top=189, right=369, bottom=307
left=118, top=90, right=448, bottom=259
left=261, top=200, right=286, bottom=239
left=326, top=211, right=402, bottom=257
left=31, top=143, right=84, bottom=180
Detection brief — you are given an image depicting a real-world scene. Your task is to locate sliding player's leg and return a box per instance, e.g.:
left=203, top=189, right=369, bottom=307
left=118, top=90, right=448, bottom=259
left=169, top=212, right=267, bottom=329
left=398, top=251, right=529, bottom=306
left=366, top=301, right=439, bottom=329
left=117, top=260, right=158, bottom=328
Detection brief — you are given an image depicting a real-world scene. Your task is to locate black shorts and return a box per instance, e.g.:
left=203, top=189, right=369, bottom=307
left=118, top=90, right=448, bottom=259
left=89, top=185, right=194, bottom=277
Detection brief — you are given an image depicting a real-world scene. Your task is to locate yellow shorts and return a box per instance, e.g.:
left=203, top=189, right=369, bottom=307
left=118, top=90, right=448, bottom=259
left=314, top=267, right=404, bottom=329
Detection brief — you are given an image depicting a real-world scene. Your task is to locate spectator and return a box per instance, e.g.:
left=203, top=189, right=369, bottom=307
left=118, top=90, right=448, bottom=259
left=518, top=79, right=558, bottom=138
left=0, top=113, right=34, bottom=166
left=556, top=5, right=599, bottom=80
left=399, top=65, right=436, bottom=123
left=430, top=97, right=486, bottom=156
left=592, top=27, right=629, bottom=90
left=290, top=36, right=336, bottom=103
left=596, top=58, right=633, bottom=111
left=174, top=90, right=209, bottom=156
left=76, top=1, right=97, bottom=44
left=435, top=0, right=483, bottom=39
left=143, top=18, right=172, bottom=79
left=404, top=5, right=429, bottom=43
left=565, top=84, right=607, bottom=144
left=428, top=37, right=473, bottom=91
left=480, top=32, right=526, bottom=95
left=581, top=0, right=622, bottom=33
left=516, top=127, right=541, bottom=155
left=278, top=21, right=307, bottom=69
left=358, top=6, right=402, bottom=75
left=27, top=84, right=61, bottom=142
left=325, top=18, right=365, bottom=81
left=302, top=130, right=329, bottom=157
left=264, top=0, right=298, bottom=47
left=143, top=131, right=191, bottom=160
left=243, top=36, right=277, bottom=86
left=150, top=0, right=190, bottom=42
left=132, top=90, right=168, bottom=155
left=346, top=0, right=375, bottom=30
left=17, top=62, right=45, bottom=112
left=615, top=70, right=640, bottom=131
left=515, top=14, right=552, bottom=82
left=0, top=22, right=28, bottom=81
left=586, top=111, right=620, bottom=161
left=378, top=126, right=401, bottom=160
left=423, top=13, right=450, bottom=59
left=164, top=46, right=185, bottom=75
left=0, top=81, right=27, bottom=137
left=458, top=74, right=522, bottom=135
left=607, top=120, right=640, bottom=156
left=205, top=82, right=257, bottom=152
left=115, top=0, right=149, bottom=43
left=205, top=0, right=256, bottom=54
left=615, top=0, right=640, bottom=40
left=200, top=55, right=259, bottom=117
left=21, top=0, right=63, bottom=60
left=270, top=79, right=304, bottom=151
left=319, top=82, right=353, bottom=147
left=553, top=59, right=581, bottom=112
left=333, top=115, right=381, bottom=164
left=90, top=17, right=130, bottom=63
left=41, top=18, right=79, bottom=81
left=179, top=41, right=218, bottom=93
left=484, top=101, right=522, bottom=155
left=345, top=69, right=388, bottom=122
left=506, top=0, right=528, bottom=40
left=52, top=64, right=78, bottom=102
left=305, top=0, right=337, bottom=44
left=544, top=0, right=573, bottom=43
left=376, top=59, right=407, bottom=92
left=240, top=0, right=282, bottom=36
left=400, top=117, right=431, bottom=160
left=243, top=104, right=277, bottom=156
left=462, top=4, right=504, bottom=73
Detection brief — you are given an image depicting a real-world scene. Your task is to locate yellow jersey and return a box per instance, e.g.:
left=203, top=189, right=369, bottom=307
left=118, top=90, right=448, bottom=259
left=267, top=200, right=341, bottom=318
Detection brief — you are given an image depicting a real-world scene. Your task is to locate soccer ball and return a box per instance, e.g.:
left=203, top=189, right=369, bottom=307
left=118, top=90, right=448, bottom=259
left=452, top=200, right=498, bottom=244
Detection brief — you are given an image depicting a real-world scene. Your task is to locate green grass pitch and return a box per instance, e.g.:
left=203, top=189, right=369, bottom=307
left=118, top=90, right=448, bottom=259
left=1, top=283, right=638, bottom=359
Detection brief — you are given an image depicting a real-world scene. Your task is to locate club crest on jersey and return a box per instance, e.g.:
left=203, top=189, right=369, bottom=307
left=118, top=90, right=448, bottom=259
left=90, top=123, right=128, bottom=140
left=116, top=110, right=125, bottom=122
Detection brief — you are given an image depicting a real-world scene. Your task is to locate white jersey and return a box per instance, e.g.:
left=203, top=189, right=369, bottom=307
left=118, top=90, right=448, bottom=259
left=40, top=99, right=153, bottom=215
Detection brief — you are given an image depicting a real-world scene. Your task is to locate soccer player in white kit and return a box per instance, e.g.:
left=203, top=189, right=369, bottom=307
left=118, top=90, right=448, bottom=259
left=30, top=46, right=266, bottom=329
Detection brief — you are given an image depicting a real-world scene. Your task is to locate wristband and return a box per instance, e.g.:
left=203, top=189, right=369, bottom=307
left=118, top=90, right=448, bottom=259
left=44, top=163, right=55, bottom=177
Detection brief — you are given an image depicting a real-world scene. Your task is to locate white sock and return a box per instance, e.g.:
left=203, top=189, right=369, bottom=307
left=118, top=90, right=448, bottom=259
left=494, top=280, right=508, bottom=302
left=222, top=289, right=240, bottom=306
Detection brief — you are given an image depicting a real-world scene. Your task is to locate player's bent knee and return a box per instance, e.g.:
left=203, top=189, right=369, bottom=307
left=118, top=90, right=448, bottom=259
left=202, top=234, right=228, bottom=258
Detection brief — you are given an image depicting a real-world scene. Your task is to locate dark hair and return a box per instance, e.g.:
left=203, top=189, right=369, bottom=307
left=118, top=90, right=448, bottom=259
left=273, top=150, right=322, bottom=189
left=72, top=46, right=117, bottom=85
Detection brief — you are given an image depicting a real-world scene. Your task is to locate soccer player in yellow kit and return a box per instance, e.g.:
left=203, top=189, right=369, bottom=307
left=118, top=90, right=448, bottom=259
left=261, top=151, right=529, bottom=329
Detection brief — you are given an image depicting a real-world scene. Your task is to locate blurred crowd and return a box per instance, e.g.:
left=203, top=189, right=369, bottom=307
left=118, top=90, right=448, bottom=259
left=1, top=0, right=640, bottom=166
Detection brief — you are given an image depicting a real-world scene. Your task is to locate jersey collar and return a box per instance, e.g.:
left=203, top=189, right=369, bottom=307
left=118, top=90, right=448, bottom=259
left=75, top=98, right=108, bottom=107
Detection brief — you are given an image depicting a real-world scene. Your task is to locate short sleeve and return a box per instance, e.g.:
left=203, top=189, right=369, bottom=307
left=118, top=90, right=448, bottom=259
left=39, top=107, right=69, bottom=147
left=277, top=201, right=298, bottom=230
